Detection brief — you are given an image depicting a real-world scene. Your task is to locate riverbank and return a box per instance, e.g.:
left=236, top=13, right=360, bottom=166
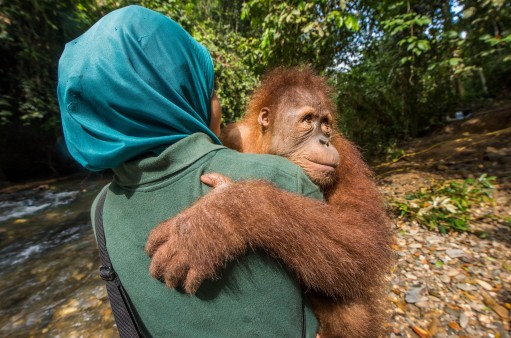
left=0, top=104, right=509, bottom=337
left=378, top=102, right=511, bottom=337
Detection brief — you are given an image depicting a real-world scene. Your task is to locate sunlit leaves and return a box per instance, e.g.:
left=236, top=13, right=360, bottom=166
left=240, top=0, right=359, bottom=69
left=390, top=175, right=496, bottom=233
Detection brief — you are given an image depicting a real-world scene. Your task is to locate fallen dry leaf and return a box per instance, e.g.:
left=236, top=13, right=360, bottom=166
left=449, top=322, right=462, bottom=331
left=461, top=291, right=477, bottom=301
left=412, top=325, right=432, bottom=338
left=391, top=298, right=407, bottom=311
left=481, top=291, right=509, bottom=320
left=427, top=316, right=440, bottom=336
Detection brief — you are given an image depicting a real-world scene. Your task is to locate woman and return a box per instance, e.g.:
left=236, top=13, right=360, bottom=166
left=58, top=6, right=322, bottom=337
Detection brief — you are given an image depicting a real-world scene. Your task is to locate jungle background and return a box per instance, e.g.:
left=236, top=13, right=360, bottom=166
left=1, top=0, right=510, bottom=181
left=0, top=0, right=510, bottom=337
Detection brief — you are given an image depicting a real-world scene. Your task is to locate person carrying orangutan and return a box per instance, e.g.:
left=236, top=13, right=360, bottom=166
left=57, top=5, right=326, bottom=337
left=146, top=67, right=394, bottom=337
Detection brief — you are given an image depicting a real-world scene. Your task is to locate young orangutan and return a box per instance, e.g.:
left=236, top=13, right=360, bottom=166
left=146, top=67, right=394, bottom=337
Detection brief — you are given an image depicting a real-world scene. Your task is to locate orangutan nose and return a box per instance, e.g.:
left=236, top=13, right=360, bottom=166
left=319, top=136, right=330, bottom=146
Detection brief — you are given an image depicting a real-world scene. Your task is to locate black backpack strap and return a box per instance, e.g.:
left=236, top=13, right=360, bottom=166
left=94, top=187, right=143, bottom=338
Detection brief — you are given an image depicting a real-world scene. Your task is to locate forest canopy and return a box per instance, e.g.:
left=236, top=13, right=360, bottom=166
left=0, top=0, right=509, bottom=180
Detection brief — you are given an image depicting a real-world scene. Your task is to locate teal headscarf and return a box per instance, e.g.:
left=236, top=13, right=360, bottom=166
left=57, top=5, right=221, bottom=171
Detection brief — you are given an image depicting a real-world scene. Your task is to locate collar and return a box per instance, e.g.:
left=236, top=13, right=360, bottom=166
left=113, top=133, right=225, bottom=187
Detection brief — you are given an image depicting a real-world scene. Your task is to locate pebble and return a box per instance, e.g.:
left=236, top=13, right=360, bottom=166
left=379, top=173, right=511, bottom=338
left=426, top=235, right=442, bottom=245
left=405, top=285, right=427, bottom=304
left=478, top=314, right=491, bottom=326
left=456, top=283, right=477, bottom=291
left=446, top=249, right=466, bottom=258
left=404, top=273, right=417, bottom=280
left=445, top=306, right=461, bottom=318
left=446, top=268, right=461, bottom=277
left=440, top=275, right=451, bottom=283
left=476, top=279, right=493, bottom=291
left=454, top=274, right=466, bottom=282
left=459, top=312, right=469, bottom=328
left=470, top=302, right=486, bottom=313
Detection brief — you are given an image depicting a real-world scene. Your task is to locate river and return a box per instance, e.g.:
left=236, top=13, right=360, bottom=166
left=0, top=175, right=118, bottom=337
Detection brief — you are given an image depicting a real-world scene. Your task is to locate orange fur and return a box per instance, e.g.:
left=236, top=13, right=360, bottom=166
left=222, top=67, right=392, bottom=337
left=147, top=67, right=394, bottom=337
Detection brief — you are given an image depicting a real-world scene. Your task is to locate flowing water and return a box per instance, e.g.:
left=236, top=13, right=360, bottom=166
left=0, top=175, right=118, bottom=337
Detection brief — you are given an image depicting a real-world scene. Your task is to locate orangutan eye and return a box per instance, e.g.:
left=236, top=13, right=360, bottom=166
left=321, top=119, right=332, bottom=135
left=302, top=114, right=313, bottom=125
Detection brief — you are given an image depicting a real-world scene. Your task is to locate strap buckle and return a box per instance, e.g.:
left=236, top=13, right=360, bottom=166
left=99, top=265, right=116, bottom=281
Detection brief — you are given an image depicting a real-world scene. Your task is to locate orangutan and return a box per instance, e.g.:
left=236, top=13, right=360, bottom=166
left=146, top=67, right=393, bottom=337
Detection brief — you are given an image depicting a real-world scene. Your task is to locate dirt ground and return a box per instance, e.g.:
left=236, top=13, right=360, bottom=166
left=375, top=102, right=511, bottom=337
left=0, top=103, right=509, bottom=337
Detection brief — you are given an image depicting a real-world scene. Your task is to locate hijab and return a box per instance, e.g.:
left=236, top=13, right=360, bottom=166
left=57, top=5, right=221, bottom=171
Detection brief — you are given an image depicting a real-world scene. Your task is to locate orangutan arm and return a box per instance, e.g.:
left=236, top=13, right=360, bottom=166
left=146, top=176, right=392, bottom=299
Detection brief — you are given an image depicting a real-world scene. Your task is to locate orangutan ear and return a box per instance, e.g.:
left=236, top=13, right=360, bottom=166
left=258, top=108, right=270, bottom=128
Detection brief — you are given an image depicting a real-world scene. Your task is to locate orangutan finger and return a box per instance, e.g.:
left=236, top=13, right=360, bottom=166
left=200, top=173, right=232, bottom=188
left=183, top=268, right=209, bottom=294
left=145, top=222, right=174, bottom=256
left=163, top=260, right=189, bottom=290
left=149, top=246, right=175, bottom=279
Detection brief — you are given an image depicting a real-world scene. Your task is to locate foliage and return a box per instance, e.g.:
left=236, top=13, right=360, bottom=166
left=390, top=174, right=496, bottom=233
left=1, top=0, right=510, bottom=179
left=334, top=0, right=510, bottom=157
left=239, top=0, right=359, bottom=72
left=140, top=0, right=258, bottom=123
left=0, top=0, right=132, bottom=128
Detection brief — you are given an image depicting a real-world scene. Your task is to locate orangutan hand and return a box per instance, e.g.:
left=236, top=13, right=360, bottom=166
left=146, top=173, right=244, bottom=294
left=200, top=173, right=233, bottom=189
left=147, top=174, right=392, bottom=299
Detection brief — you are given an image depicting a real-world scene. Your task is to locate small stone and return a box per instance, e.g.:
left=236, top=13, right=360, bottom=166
left=478, top=314, right=491, bottom=326
left=469, top=302, right=486, bottom=313
left=476, top=279, right=493, bottom=291
left=445, top=305, right=461, bottom=318
left=440, top=275, right=451, bottom=283
left=404, top=273, right=418, bottom=280
left=446, top=249, right=466, bottom=258
left=425, top=235, right=442, bottom=245
left=459, top=312, right=469, bottom=328
left=456, top=283, right=477, bottom=291
left=459, top=256, right=472, bottom=263
left=454, top=274, right=466, bottom=282
left=447, top=268, right=460, bottom=277
left=405, top=285, right=427, bottom=304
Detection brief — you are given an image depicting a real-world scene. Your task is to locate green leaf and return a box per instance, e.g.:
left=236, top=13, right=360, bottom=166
left=447, top=30, right=458, bottom=39
left=344, top=15, right=359, bottom=31
left=417, top=40, right=430, bottom=51
left=339, top=0, right=346, bottom=11
left=464, top=7, right=476, bottom=18
left=449, top=58, right=462, bottom=66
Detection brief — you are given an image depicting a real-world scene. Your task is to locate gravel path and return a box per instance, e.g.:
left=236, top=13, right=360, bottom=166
left=377, top=104, right=511, bottom=337
left=384, top=212, right=510, bottom=337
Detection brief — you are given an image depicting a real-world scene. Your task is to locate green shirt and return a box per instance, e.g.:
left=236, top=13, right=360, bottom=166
left=92, top=133, right=323, bottom=337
